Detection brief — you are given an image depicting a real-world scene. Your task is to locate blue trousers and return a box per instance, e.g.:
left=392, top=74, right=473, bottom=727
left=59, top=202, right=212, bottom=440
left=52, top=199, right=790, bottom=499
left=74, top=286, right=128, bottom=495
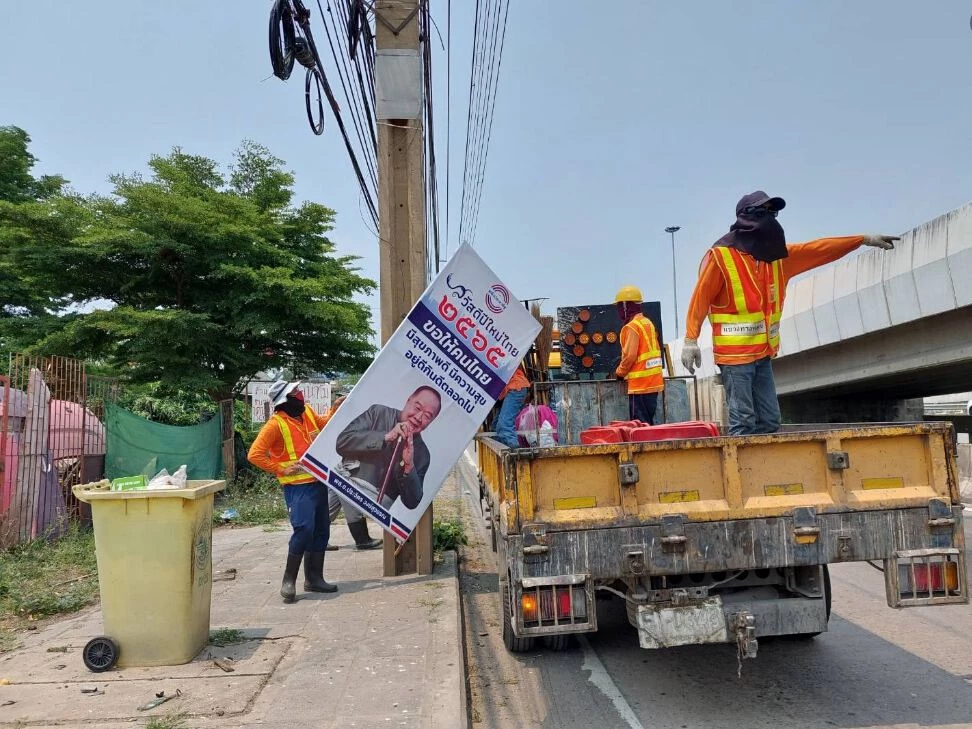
left=493, top=388, right=528, bottom=448
left=629, top=393, right=659, bottom=425
left=283, top=483, right=331, bottom=555
left=720, top=357, right=781, bottom=436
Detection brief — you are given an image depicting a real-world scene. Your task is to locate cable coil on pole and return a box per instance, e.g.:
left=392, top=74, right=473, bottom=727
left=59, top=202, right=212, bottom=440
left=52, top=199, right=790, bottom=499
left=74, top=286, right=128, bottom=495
left=269, top=0, right=297, bottom=80
left=305, top=67, right=326, bottom=135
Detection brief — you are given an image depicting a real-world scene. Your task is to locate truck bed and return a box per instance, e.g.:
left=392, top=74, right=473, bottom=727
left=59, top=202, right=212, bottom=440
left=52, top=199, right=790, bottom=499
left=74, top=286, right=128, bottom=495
left=478, top=422, right=961, bottom=533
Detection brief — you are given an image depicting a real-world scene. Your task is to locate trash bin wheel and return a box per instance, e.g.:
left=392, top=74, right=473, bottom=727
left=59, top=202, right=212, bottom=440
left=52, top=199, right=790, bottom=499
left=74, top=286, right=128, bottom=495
left=83, top=636, right=118, bottom=672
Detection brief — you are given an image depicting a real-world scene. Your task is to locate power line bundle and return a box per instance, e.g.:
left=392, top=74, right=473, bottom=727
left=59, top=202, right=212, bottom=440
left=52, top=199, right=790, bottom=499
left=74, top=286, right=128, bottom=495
left=266, top=0, right=442, bottom=280
left=268, top=0, right=378, bottom=228
left=457, top=0, right=510, bottom=249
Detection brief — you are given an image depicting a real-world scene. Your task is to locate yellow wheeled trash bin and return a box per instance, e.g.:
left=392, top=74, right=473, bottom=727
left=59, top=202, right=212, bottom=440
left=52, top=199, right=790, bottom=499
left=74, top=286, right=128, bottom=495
left=72, top=479, right=226, bottom=669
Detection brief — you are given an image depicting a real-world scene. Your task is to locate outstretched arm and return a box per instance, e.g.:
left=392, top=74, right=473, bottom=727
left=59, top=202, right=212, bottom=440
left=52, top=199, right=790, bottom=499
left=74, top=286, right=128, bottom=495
left=783, top=236, right=866, bottom=278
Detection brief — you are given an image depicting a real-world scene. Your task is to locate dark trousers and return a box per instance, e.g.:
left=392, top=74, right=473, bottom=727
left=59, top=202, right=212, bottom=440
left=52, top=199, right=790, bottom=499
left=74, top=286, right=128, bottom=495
left=283, top=483, right=331, bottom=555
left=629, top=393, right=659, bottom=425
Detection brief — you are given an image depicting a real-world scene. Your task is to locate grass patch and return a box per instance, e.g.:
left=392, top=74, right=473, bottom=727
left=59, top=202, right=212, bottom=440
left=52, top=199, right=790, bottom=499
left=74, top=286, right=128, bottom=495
left=0, top=631, right=19, bottom=653
left=432, top=518, right=467, bottom=552
left=0, top=523, right=98, bottom=649
left=208, top=628, right=245, bottom=646
left=213, top=471, right=287, bottom=527
left=145, top=714, right=187, bottom=729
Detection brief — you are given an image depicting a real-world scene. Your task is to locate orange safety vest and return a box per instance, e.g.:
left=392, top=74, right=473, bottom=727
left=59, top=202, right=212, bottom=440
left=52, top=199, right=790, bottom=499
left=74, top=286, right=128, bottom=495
left=272, top=408, right=323, bottom=485
left=707, top=246, right=785, bottom=364
left=499, top=365, right=530, bottom=400
left=620, top=314, right=664, bottom=394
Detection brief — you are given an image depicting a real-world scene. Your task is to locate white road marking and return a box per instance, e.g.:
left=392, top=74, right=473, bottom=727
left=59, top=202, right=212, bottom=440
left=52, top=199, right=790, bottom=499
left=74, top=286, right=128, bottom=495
left=578, top=635, right=647, bottom=729
left=462, top=444, right=645, bottom=726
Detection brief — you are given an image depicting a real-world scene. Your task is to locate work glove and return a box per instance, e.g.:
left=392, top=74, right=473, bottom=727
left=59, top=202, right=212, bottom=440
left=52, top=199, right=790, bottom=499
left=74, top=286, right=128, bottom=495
left=861, top=234, right=899, bottom=250
left=681, top=338, right=701, bottom=375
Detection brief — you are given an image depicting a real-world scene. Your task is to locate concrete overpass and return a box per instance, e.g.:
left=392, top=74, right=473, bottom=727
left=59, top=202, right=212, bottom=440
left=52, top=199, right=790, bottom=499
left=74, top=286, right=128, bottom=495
left=671, top=200, right=972, bottom=421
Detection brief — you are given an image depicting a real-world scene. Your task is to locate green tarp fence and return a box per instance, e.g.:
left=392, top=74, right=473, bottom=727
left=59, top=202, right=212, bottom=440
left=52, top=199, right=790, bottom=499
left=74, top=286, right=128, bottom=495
left=104, top=403, right=223, bottom=480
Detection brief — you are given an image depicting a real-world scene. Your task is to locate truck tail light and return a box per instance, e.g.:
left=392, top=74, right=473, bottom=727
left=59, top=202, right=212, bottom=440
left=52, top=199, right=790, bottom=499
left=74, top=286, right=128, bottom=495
left=520, top=581, right=589, bottom=625
left=898, top=560, right=959, bottom=595
left=889, top=549, right=967, bottom=607
left=521, top=594, right=538, bottom=622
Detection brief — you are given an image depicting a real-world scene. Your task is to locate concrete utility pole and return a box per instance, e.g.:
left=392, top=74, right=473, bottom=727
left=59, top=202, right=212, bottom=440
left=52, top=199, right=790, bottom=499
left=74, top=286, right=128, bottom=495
left=665, top=226, right=681, bottom=340
left=375, top=0, right=433, bottom=576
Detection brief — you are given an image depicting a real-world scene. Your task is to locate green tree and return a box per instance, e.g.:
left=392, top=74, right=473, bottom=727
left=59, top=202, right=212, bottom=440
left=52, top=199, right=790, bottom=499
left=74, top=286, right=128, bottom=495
left=0, top=126, right=72, bottom=321
left=7, top=139, right=376, bottom=399
left=0, top=127, right=77, bottom=372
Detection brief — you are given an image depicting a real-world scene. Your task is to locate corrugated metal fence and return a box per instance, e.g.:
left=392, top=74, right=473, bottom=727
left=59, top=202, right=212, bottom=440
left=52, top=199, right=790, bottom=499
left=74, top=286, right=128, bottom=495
left=0, top=355, right=117, bottom=547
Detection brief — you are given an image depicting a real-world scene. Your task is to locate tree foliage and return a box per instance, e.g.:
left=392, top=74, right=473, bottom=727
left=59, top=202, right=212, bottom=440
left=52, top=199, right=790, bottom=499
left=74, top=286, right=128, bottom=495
left=0, top=126, right=71, bottom=323
left=0, top=135, right=376, bottom=399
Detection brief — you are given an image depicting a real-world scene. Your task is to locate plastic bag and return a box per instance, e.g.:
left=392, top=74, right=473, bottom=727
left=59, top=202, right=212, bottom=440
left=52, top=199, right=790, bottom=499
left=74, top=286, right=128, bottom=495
left=147, top=464, right=188, bottom=490
left=515, top=404, right=558, bottom=447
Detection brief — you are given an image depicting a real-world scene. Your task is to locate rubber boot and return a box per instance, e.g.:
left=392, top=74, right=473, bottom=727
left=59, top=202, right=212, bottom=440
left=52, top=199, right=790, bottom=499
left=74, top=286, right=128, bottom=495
left=348, top=520, right=383, bottom=550
left=303, top=552, right=338, bottom=593
left=280, top=552, right=303, bottom=603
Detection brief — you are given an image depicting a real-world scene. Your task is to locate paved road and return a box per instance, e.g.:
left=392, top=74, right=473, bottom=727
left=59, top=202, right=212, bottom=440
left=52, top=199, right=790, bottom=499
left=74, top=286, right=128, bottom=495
left=456, top=455, right=972, bottom=729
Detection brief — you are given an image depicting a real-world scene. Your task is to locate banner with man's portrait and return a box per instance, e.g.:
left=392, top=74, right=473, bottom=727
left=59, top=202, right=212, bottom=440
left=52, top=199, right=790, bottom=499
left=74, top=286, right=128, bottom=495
left=300, top=244, right=541, bottom=540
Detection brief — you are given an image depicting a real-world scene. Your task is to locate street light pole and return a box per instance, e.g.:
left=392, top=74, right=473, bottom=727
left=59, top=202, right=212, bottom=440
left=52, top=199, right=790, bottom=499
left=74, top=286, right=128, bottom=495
left=665, top=226, right=681, bottom=340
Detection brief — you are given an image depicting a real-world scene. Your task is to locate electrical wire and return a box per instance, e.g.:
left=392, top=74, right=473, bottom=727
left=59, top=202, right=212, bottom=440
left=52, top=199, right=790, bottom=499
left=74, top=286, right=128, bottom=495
left=444, top=0, right=451, bottom=262
left=317, top=0, right=378, bottom=192
left=269, top=0, right=443, bottom=266
left=267, top=0, right=378, bottom=225
left=422, top=0, right=441, bottom=275
left=457, top=0, right=510, bottom=249
left=465, top=0, right=508, bottom=248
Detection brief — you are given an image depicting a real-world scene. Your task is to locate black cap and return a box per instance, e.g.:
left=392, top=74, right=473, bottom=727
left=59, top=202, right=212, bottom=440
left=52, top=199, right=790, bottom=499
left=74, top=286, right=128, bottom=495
left=736, top=190, right=786, bottom=214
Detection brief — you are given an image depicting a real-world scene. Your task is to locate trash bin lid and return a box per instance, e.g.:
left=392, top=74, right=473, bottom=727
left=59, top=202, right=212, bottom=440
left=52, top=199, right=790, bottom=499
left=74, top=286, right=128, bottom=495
left=72, top=479, right=227, bottom=503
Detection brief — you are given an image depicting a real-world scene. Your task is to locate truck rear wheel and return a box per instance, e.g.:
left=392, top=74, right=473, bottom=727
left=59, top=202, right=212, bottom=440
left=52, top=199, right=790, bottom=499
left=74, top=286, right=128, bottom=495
left=502, top=581, right=535, bottom=653
left=791, top=565, right=832, bottom=640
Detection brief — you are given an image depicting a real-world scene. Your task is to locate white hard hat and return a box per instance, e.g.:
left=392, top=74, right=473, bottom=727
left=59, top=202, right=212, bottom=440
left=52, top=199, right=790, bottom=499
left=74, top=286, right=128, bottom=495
left=268, top=380, right=300, bottom=407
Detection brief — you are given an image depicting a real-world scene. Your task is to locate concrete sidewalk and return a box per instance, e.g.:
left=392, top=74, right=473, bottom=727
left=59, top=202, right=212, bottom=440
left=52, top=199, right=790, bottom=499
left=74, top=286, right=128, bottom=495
left=0, top=477, right=466, bottom=729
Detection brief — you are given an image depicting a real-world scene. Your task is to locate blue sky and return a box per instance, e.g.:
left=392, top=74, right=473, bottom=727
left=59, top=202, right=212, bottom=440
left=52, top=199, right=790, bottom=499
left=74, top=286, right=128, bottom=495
left=3, top=1, right=972, bottom=344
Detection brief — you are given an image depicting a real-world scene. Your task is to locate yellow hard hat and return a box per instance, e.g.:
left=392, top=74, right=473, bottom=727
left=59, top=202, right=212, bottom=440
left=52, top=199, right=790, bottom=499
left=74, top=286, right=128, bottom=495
left=615, top=285, right=643, bottom=303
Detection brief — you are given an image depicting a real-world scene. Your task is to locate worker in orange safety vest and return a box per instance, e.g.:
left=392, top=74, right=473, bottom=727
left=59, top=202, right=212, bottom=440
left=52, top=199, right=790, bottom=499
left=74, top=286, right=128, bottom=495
left=492, top=365, right=531, bottom=448
left=614, top=285, right=665, bottom=424
left=248, top=380, right=337, bottom=603
left=682, top=191, right=899, bottom=435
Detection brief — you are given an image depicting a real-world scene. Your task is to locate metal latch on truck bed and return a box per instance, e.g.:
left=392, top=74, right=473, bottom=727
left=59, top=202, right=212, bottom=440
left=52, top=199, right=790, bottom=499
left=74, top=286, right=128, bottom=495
left=791, top=507, right=820, bottom=545
left=618, top=461, right=639, bottom=486
left=826, top=451, right=849, bottom=469
left=659, top=514, right=687, bottom=553
left=522, top=523, right=549, bottom=562
left=927, top=498, right=956, bottom=529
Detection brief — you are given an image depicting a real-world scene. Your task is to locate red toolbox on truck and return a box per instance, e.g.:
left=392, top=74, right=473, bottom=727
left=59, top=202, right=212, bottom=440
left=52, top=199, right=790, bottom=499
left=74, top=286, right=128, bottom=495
left=629, top=421, right=720, bottom=442
left=579, top=426, right=625, bottom=444
left=608, top=420, right=643, bottom=440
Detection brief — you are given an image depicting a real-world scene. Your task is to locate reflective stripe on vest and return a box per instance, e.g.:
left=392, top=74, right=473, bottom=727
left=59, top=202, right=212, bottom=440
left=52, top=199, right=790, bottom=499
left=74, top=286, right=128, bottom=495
left=623, top=316, right=664, bottom=392
left=708, top=246, right=784, bottom=362
left=273, top=410, right=320, bottom=485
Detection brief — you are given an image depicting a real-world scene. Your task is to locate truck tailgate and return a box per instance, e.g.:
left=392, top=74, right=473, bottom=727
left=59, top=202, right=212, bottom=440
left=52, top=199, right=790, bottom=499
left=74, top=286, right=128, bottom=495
left=479, top=423, right=959, bottom=530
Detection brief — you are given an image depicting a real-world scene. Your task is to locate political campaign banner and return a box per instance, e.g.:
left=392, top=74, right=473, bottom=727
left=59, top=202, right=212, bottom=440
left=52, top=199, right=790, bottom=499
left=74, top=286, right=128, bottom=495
left=300, top=244, right=541, bottom=540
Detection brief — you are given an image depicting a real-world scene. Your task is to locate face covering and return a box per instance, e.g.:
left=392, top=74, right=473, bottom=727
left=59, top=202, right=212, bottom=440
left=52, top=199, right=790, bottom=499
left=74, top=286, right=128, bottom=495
left=278, top=397, right=306, bottom=419
left=714, top=207, right=787, bottom=262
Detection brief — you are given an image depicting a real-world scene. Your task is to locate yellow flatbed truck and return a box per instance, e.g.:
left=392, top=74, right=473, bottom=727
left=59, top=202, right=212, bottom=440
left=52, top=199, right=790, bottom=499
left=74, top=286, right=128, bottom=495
left=477, top=413, right=968, bottom=657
